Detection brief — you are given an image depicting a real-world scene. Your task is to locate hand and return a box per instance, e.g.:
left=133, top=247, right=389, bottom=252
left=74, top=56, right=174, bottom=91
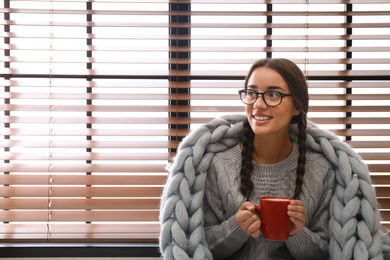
left=236, top=201, right=261, bottom=238
left=287, top=200, right=307, bottom=236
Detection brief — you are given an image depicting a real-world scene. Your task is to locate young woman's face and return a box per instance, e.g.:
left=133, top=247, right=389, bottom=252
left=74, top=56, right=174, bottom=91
left=245, top=67, right=300, bottom=138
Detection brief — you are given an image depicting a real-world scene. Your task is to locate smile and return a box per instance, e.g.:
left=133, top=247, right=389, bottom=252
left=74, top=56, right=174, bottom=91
left=254, top=116, right=272, bottom=121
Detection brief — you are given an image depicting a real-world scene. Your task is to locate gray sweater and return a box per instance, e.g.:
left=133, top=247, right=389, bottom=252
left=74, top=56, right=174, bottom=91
left=203, top=141, right=336, bottom=260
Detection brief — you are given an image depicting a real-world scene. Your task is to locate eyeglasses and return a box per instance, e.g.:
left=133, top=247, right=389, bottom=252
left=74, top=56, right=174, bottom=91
left=238, top=89, right=293, bottom=107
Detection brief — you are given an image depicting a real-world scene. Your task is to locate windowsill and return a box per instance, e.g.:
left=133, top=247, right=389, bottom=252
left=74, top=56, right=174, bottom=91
left=0, top=242, right=161, bottom=257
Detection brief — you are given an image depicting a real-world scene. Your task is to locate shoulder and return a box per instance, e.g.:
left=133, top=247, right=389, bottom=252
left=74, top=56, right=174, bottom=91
left=205, top=144, right=245, bottom=214
left=304, top=146, right=336, bottom=186
left=211, top=144, right=242, bottom=167
left=207, top=144, right=242, bottom=190
left=299, top=145, right=336, bottom=219
left=306, top=146, right=334, bottom=172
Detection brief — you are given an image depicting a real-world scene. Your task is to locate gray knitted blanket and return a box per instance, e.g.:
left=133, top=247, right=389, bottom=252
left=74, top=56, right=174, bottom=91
left=159, top=114, right=390, bottom=260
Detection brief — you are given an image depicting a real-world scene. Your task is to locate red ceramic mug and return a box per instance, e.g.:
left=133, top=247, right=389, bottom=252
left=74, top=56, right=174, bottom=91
left=254, top=196, right=293, bottom=241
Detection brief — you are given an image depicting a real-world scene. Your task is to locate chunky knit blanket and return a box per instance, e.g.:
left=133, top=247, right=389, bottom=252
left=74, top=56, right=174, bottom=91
left=159, top=114, right=390, bottom=260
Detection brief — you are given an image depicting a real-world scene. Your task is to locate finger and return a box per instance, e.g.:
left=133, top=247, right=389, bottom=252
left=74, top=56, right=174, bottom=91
left=236, top=205, right=259, bottom=226
left=289, top=201, right=305, bottom=210
left=288, top=202, right=307, bottom=216
left=250, top=229, right=261, bottom=238
left=288, top=208, right=306, bottom=220
left=240, top=201, right=255, bottom=211
left=289, top=199, right=303, bottom=206
left=288, top=212, right=306, bottom=226
left=237, top=212, right=255, bottom=226
left=289, top=215, right=305, bottom=225
left=288, top=206, right=306, bottom=216
left=246, top=218, right=261, bottom=235
left=287, top=204, right=307, bottom=224
left=241, top=212, right=260, bottom=227
left=238, top=209, right=259, bottom=225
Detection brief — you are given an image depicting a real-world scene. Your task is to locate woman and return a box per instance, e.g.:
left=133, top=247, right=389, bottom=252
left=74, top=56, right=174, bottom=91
left=202, top=58, right=335, bottom=259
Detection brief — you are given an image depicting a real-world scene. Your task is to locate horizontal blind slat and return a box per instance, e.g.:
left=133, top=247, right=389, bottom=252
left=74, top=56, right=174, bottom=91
left=0, top=140, right=177, bottom=149
left=0, top=174, right=167, bottom=185
left=1, top=128, right=388, bottom=137
left=0, top=116, right=177, bottom=124
left=4, top=46, right=390, bottom=52
left=0, top=223, right=160, bottom=234
left=5, top=116, right=388, bottom=125
left=0, top=128, right=187, bottom=137
left=310, top=118, right=390, bottom=125
left=0, top=198, right=161, bottom=210
left=0, top=152, right=172, bottom=160
left=3, top=8, right=389, bottom=16
left=0, top=164, right=167, bottom=173
left=2, top=33, right=389, bottom=41
left=346, top=141, right=390, bottom=149
left=3, top=20, right=390, bottom=29
left=3, top=93, right=390, bottom=101
left=372, top=176, right=390, bottom=185
left=3, top=105, right=383, bottom=114
left=0, top=210, right=160, bottom=222
left=176, top=0, right=390, bottom=3
left=1, top=69, right=388, bottom=77
left=0, top=186, right=164, bottom=198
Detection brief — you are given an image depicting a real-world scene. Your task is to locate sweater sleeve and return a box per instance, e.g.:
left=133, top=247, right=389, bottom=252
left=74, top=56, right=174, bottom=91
left=203, top=162, right=250, bottom=259
left=285, top=167, right=335, bottom=260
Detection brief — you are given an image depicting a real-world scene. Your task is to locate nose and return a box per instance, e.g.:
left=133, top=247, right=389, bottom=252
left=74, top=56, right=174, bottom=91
left=253, top=94, right=267, bottom=109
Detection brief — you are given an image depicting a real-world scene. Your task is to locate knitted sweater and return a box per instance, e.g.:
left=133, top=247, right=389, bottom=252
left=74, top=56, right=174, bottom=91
left=159, top=114, right=390, bottom=260
left=204, top=142, right=335, bottom=259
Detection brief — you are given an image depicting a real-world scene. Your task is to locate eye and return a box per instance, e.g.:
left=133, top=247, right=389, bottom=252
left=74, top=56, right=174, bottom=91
left=247, top=90, right=257, bottom=97
left=266, top=91, right=281, bottom=99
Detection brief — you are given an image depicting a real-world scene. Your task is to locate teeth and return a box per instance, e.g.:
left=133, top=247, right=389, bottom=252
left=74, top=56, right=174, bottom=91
left=254, top=116, right=271, bottom=120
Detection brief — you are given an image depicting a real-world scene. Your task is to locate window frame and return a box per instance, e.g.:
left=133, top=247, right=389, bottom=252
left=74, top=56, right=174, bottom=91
left=0, top=0, right=389, bottom=256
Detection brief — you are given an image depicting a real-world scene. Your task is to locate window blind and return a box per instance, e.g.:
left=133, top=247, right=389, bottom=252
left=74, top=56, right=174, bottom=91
left=0, top=0, right=170, bottom=242
left=0, top=0, right=389, bottom=243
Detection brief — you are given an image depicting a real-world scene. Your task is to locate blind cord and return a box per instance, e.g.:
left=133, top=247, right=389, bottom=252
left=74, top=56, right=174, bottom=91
left=47, top=0, right=54, bottom=242
left=304, top=0, right=309, bottom=77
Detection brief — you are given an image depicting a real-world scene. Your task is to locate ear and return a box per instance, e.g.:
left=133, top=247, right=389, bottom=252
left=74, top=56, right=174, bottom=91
left=293, top=107, right=301, bottom=116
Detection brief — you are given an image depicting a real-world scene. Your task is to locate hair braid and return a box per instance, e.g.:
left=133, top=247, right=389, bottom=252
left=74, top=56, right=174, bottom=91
left=240, top=118, right=255, bottom=199
left=293, top=113, right=307, bottom=199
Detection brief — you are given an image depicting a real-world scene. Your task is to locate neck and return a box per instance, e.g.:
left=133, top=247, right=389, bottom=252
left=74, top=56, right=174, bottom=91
left=252, top=135, right=293, bottom=165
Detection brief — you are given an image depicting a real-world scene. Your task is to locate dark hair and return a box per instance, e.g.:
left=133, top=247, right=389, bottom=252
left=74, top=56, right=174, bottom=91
left=240, top=58, right=309, bottom=199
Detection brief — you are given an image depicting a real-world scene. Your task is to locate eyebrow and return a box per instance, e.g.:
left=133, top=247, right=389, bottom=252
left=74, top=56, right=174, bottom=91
left=247, top=84, right=286, bottom=92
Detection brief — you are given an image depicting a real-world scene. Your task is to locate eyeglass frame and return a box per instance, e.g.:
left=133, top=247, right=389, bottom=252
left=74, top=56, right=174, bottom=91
left=238, top=89, right=293, bottom=107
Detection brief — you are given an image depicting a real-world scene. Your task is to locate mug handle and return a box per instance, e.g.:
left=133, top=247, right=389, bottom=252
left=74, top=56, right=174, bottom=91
left=254, top=205, right=261, bottom=218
